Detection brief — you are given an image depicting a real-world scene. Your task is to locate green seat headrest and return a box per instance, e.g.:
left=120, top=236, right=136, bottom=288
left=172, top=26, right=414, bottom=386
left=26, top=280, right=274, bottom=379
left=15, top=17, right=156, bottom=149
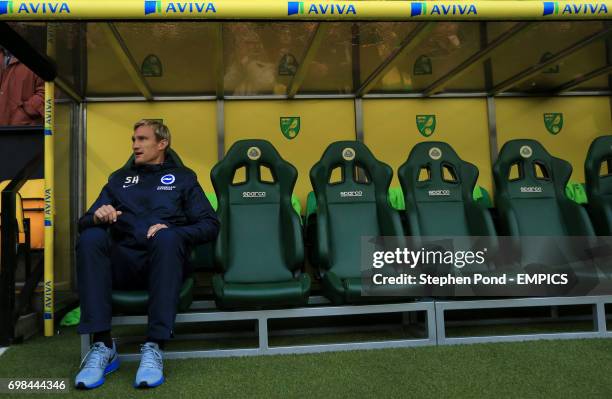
left=585, top=135, right=612, bottom=199
left=212, top=139, right=297, bottom=201
left=494, top=139, right=571, bottom=201
left=310, top=140, right=394, bottom=208
left=398, top=141, right=497, bottom=238
left=399, top=141, right=479, bottom=204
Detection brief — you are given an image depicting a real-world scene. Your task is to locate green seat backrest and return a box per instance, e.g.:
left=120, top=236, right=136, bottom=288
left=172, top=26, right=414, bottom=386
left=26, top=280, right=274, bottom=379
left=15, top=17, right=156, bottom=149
left=211, top=139, right=303, bottom=283
left=205, top=191, right=302, bottom=218
left=585, top=135, right=612, bottom=234
left=307, top=185, right=490, bottom=214
left=310, top=141, right=403, bottom=278
left=494, top=139, right=594, bottom=236
left=398, top=141, right=496, bottom=237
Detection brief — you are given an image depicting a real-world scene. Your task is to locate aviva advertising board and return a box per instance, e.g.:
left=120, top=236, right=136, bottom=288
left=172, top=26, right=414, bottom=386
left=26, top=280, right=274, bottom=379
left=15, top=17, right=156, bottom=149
left=0, top=1, right=610, bottom=20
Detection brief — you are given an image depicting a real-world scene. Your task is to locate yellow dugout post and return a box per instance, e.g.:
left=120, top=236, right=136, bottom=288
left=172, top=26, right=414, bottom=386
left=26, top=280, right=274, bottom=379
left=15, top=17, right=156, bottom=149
left=43, top=26, right=55, bottom=337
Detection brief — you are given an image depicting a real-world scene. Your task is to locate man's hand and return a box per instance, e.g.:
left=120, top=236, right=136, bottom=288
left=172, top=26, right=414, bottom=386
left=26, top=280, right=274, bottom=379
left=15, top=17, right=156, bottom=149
left=93, top=205, right=122, bottom=224
left=147, top=224, right=168, bottom=239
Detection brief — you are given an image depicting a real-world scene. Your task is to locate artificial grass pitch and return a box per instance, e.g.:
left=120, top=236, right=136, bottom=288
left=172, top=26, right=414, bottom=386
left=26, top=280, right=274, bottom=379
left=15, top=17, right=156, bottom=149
left=2, top=327, right=612, bottom=398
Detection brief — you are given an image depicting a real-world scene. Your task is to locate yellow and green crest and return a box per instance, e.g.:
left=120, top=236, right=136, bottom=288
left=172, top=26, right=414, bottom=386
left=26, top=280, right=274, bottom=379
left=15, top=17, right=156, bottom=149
left=543, top=113, right=563, bottom=135
left=416, top=115, right=436, bottom=137
left=280, top=116, right=300, bottom=139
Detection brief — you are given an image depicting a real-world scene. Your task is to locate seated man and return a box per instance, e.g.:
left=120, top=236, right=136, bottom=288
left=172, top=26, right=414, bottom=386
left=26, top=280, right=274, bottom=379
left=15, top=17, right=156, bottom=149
left=75, top=119, right=219, bottom=389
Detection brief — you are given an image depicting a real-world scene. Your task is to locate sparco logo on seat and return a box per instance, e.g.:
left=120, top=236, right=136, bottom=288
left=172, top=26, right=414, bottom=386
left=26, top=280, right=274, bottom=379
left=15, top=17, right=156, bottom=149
left=340, top=191, right=363, bottom=197
left=428, top=190, right=451, bottom=196
left=520, top=186, right=543, bottom=193
left=243, top=192, right=266, bottom=198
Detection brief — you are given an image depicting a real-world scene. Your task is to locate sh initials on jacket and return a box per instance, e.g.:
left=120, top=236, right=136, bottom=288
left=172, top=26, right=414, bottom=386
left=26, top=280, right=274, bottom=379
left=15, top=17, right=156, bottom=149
left=122, top=175, right=140, bottom=188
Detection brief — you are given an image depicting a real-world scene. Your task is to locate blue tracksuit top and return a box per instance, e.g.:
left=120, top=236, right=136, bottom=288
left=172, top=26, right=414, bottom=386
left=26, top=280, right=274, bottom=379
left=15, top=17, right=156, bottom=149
left=78, top=156, right=219, bottom=249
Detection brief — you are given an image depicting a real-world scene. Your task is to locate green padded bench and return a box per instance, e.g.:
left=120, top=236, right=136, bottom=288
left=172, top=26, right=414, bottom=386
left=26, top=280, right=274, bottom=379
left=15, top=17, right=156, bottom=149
left=110, top=148, right=196, bottom=314
left=310, top=141, right=404, bottom=304
left=585, top=135, right=612, bottom=235
left=211, top=139, right=310, bottom=309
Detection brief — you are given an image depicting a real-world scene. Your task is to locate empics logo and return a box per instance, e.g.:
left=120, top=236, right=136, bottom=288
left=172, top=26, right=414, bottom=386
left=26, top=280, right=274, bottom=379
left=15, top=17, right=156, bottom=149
left=0, top=0, right=14, bottom=15
left=145, top=0, right=161, bottom=14
left=145, top=0, right=217, bottom=15
left=288, top=1, right=356, bottom=16
left=543, top=1, right=608, bottom=16
left=411, top=1, right=477, bottom=16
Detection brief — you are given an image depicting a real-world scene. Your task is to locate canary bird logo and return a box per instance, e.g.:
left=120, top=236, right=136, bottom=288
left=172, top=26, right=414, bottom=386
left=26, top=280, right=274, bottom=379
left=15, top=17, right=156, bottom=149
left=280, top=117, right=301, bottom=140
left=543, top=113, right=563, bottom=135
left=416, top=115, right=436, bottom=137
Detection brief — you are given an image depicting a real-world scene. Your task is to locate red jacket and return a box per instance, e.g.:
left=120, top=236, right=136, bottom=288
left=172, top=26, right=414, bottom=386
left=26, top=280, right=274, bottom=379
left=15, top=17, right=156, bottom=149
left=0, top=50, right=45, bottom=126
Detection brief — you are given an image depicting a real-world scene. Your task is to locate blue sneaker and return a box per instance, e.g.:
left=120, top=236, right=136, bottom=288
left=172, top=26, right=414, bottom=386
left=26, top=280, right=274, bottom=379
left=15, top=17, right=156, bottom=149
left=134, top=342, right=164, bottom=388
left=75, top=341, right=120, bottom=389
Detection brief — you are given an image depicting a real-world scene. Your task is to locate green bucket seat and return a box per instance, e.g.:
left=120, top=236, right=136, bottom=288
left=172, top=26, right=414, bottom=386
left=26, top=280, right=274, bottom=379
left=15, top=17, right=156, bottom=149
left=211, top=139, right=310, bottom=309
left=310, top=141, right=403, bottom=304
left=585, top=135, right=612, bottom=235
left=493, top=139, right=596, bottom=294
left=493, top=139, right=594, bottom=237
left=398, top=142, right=496, bottom=294
left=398, top=141, right=496, bottom=237
left=111, top=148, right=195, bottom=314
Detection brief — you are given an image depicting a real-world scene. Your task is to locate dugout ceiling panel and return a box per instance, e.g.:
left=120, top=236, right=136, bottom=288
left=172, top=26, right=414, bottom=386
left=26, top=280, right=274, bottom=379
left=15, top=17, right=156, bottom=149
left=86, top=101, right=217, bottom=206
left=358, top=22, right=418, bottom=89
left=86, top=23, right=142, bottom=96
left=363, top=98, right=493, bottom=193
left=512, top=40, right=609, bottom=92
left=371, top=22, right=484, bottom=93
left=489, top=21, right=606, bottom=91
left=299, top=23, right=356, bottom=94
left=496, top=97, right=612, bottom=183
left=115, top=22, right=218, bottom=95
left=223, top=22, right=317, bottom=96
left=5, top=20, right=608, bottom=99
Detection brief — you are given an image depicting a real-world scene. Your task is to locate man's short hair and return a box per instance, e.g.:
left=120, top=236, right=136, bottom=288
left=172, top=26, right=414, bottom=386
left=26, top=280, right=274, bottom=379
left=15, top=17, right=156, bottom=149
left=133, top=119, right=171, bottom=148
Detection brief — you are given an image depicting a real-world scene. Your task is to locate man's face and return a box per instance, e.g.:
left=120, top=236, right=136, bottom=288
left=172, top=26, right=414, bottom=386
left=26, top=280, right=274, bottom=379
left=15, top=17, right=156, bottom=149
left=132, top=125, right=167, bottom=165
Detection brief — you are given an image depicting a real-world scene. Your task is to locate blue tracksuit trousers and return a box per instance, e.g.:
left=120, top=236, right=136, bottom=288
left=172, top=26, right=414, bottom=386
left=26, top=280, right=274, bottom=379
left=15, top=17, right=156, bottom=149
left=76, top=226, right=188, bottom=340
